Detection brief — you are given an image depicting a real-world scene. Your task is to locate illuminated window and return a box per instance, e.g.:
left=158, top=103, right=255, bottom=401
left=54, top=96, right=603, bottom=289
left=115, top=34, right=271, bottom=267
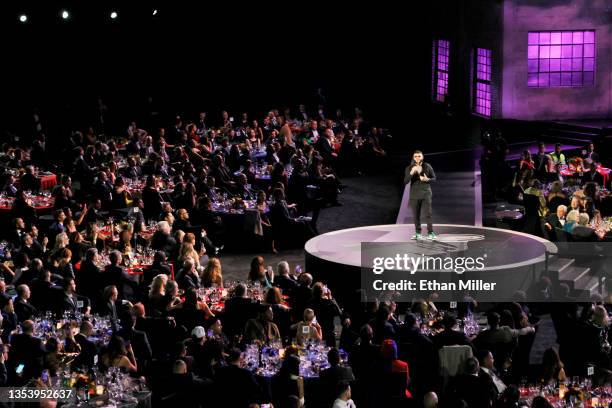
left=527, top=30, right=595, bottom=87
left=474, top=48, right=492, bottom=117
left=432, top=39, right=450, bottom=102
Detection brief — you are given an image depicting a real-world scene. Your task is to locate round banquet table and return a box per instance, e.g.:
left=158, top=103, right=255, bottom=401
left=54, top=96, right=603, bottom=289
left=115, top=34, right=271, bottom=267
left=0, top=197, right=54, bottom=213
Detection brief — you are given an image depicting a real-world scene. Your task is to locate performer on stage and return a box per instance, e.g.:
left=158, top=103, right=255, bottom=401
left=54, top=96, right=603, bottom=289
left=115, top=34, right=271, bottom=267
left=404, top=150, right=436, bottom=240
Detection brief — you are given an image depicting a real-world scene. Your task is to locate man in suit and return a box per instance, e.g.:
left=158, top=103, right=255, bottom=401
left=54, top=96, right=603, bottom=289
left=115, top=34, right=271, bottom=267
left=3, top=174, right=18, bottom=197
left=209, top=154, right=236, bottom=191
left=448, top=357, right=497, bottom=408
left=18, top=233, right=46, bottom=262
left=316, top=128, right=338, bottom=167
left=301, top=119, right=321, bottom=145
left=404, top=150, right=437, bottom=240
left=14, top=285, right=37, bottom=322
left=151, top=221, right=178, bottom=258
left=533, top=142, right=548, bottom=179
left=320, top=348, right=355, bottom=406
left=223, top=283, right=257, bottom=339
left=214, top=348, right=263, bottom=407
left=545, top=204, right=567, bottom=241
left=545, top=204, right=566, bottom=231
left=433, top=314, right=474, bottom=350
left=19, top=166, right=41, bottom=192
left=9, top=218, right=26, bottom=248
left=60, top=278, right=90, bottom=316
left=92, top=171, right=113, bottom=208
left=176, top=258, right=200, bottom=291
left=103, top=251, right=138, bottom=301
left=72, top=320, right=98, bottom=370
left=583, top=142, right=600, bottom=163
left=584, top=160, right=604, bottom=186
left=77, top=248, right=104, bottom=309
left=477, top=349, right=507, bottom=397
left=73, top=147, right=96, bottom=189
left=9, top=320, right=45, bottom=385
left=98, top=285, right=129, bottom=330
left=274, top=261, right=298, bottom=296
left=117, top=313, right=152, bottom=374
left=48, top=209, right=66, bottom=243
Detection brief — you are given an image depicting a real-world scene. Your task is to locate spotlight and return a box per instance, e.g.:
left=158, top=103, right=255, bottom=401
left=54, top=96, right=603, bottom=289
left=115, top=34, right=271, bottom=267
left=152, top=9, right=158, bottom=16
left=110, top=11, right=118, bottom=19
left=19, top=14, right=28, bottom=23
left=61, top=10, right=70, bottom=20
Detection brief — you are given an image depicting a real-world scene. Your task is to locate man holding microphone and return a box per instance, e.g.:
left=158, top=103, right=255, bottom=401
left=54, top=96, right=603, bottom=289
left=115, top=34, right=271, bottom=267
left=404, top=150, right=437, bottom=240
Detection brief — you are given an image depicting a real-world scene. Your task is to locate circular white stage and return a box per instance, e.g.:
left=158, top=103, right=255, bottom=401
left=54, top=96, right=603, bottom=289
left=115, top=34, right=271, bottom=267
left=305, top=224, right=557, bottom=270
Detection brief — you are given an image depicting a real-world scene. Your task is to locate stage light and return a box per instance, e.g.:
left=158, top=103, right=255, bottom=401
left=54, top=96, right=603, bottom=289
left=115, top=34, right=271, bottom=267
left=61, top=10, right=70, bottom=20
left=110, top=11, right=118, bottom=19
left=19, top=14, right=28, bottom=23
left=152, top=9, right=158, bottom=16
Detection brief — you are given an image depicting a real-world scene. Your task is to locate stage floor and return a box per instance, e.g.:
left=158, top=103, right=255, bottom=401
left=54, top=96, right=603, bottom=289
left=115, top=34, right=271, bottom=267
left=305, top=223, right=557, bottom=271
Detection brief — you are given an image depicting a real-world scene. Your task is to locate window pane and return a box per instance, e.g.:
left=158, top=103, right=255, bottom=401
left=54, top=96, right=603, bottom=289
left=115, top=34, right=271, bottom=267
left=550, top=45, right=561, bottom=58
left=584, top=71, right=594, bottom=85
left=538, top=73, right=550, bottom=87
left=561, top=45, right=572, bottom=58
left=572, top=58, right=582, bottom=71
left=550, top=73, right=561, bottom=86
left=561, top=72, right=572, bottom=86
left=584, top=31, right=595, bottom=43
left=561, top=58, right=572, bottom=71
left=528, top=45, right=539, bottom=58
left=550, top=59, right=561, bottom=72
left=562, top=32, right=573, bottom=44
left=528, top=32, right=539, bottom=44
left=551, top=32, right=562, bottom=44
left=539, top=32, right=551, bottom=44
left=572, top=44, right=583, bottom=57
left=539, top=46, right=550, bottom=58
left=572, top=72, right=583, bottom=86
left=584, top=43, right=594, bottom=57
left=583, top=57, right=594, bottom=71
left=539, top=59, right=550, bottom=72
left=528, top=59, right=539, bottom=73
left=572, top=31, right=583, bottom=44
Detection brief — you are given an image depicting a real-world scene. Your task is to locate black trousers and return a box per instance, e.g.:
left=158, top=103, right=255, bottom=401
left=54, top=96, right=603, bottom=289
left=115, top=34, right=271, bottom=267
left=409, top=196, right=433, bottom=233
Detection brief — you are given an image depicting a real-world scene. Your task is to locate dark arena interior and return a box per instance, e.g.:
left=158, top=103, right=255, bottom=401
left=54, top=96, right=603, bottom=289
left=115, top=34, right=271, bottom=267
left=0, top=1, right=611, bottom=407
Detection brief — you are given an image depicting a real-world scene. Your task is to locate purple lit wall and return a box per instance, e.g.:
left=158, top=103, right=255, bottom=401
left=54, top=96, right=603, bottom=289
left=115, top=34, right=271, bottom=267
left=474, top=48, right=492, bottom=117
left=432, top=39, right=450, bottom=102
left=501, top=0, right=612, bottom=120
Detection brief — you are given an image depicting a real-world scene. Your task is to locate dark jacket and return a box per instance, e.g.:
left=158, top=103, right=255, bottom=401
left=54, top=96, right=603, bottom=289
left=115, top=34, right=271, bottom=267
left=404, top=162, right=436, bottom=199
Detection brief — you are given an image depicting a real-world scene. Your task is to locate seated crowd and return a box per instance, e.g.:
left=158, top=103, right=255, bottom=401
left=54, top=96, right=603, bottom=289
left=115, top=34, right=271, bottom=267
left=483, top=137, right=611, bottom=242
left=0, top=104, right=398, bottom=407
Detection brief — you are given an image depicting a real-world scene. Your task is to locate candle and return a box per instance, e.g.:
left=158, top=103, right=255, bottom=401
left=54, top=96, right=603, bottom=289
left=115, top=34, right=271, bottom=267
left=96, top=385, right=104, bottom=395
